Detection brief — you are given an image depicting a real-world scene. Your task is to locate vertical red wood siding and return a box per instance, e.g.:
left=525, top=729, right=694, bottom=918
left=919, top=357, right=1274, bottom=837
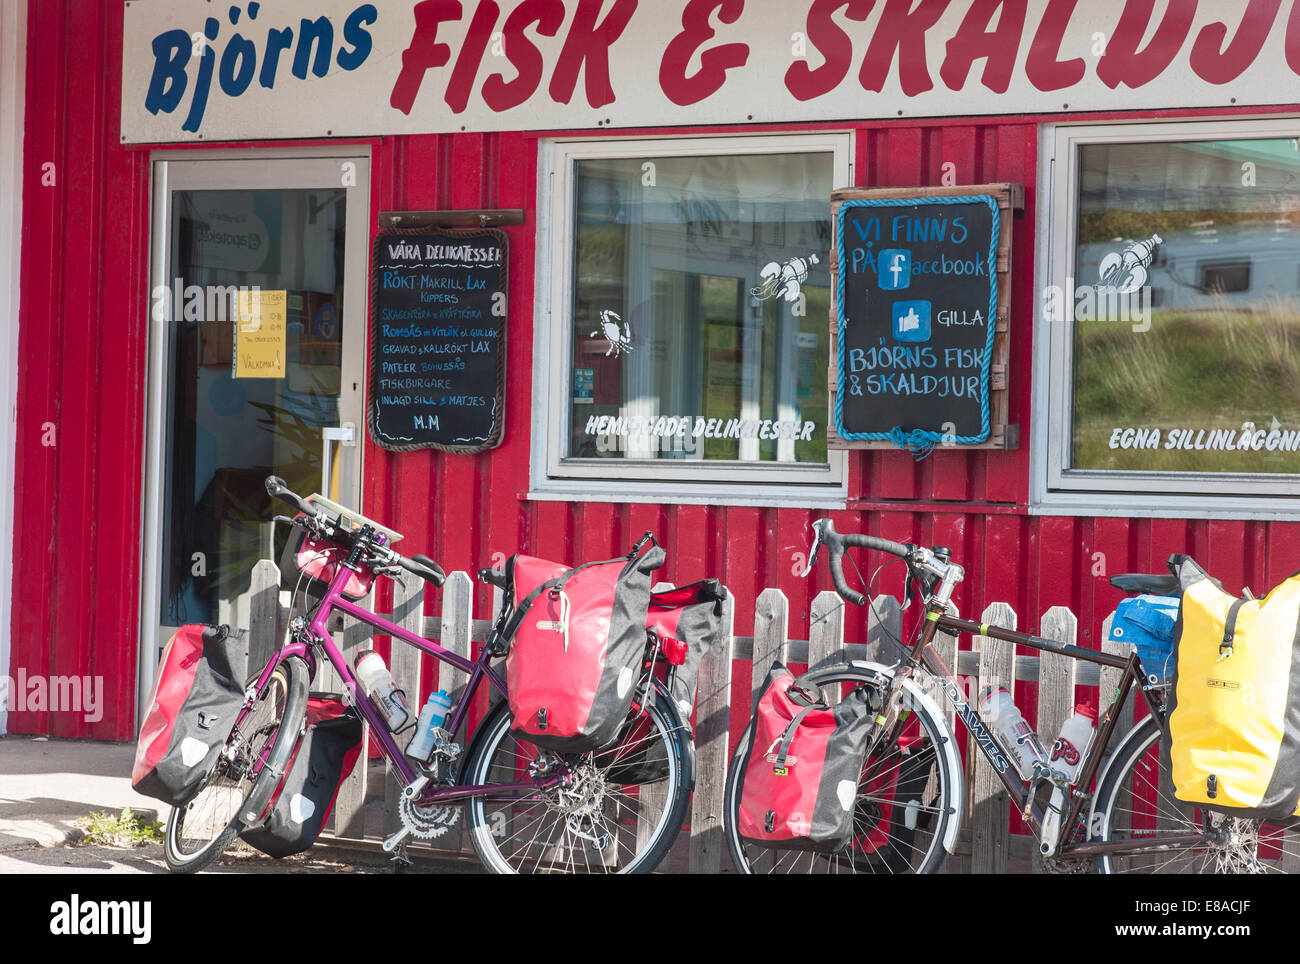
left=11, top=1, right=1300, bottom=739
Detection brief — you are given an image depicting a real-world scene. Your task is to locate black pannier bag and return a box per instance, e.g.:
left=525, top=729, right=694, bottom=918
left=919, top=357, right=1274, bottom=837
left=606, top=580, right=724, bottom=785
left=132, top=625, right=247, bottom=807
left=240, top=698, right=364, bottom=858
left=650, top=579, right=726, bottom=719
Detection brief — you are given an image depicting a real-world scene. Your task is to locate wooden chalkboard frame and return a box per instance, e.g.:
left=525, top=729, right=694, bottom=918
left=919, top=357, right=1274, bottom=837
left=367, top=226, right=507, bottom=454
left=828, top=183, right=1022, bottom=452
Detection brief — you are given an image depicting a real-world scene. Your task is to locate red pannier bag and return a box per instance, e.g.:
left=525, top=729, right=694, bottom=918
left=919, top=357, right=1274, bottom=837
left=504, top=535, right=666, bottom=753
left=240, top=697, right=363, bottom=858
left=736, top=662, right=875, bottom=852
left=132, top=625, right=248, bottom=806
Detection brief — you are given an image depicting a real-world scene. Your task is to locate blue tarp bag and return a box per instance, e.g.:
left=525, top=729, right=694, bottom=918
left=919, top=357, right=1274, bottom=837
left=1108, top=595, right=1180, bottom=680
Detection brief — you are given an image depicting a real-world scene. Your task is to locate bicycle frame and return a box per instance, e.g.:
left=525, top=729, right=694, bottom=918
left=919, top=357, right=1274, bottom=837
left=894, top=602, right=1204, bottom=860
left=253, top=544, right=557, bottom=807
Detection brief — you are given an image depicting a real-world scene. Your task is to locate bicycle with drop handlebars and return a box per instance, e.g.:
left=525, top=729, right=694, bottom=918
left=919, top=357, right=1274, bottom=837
left=161, top=476, right=693, bottom=874
left=723, top=518, right=1300, bottom=874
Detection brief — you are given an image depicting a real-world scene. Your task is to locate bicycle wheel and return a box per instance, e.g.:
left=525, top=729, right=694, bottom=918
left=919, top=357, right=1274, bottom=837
left=724, top=666, right=957, bottom=874
left=163, top=655, right=309, bottom=873
left=464, top=688, right=692, bottom=873
left=1091, top=713, right=1300, bottom=873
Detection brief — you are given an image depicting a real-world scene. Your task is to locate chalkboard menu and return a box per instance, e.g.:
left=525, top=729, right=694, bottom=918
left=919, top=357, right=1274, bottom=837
left=830, top=185, right=1020, bottom=453
left=368, top=228, right=507, bottom=453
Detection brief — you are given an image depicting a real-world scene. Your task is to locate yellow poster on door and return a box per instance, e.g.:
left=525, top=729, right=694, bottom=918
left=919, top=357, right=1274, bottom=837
left=234, top=288, right=287, bottom=379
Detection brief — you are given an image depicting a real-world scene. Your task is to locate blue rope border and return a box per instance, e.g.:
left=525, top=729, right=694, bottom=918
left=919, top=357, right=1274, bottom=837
left=834, top=195, right=1000, bottom=457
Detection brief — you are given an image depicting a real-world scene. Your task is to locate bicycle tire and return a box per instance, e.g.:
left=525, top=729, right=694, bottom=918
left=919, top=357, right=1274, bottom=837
left=724, top=665, right=957, bottom=874
left=1090, top=713, right=1300, bottom=873
left=163, top=655, right=309, bottom=873
left=463, top=688, right=693, bottom=874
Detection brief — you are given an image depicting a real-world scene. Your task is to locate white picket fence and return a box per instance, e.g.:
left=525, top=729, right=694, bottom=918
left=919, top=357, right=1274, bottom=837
left=242, top=558, right=1219, bottom=873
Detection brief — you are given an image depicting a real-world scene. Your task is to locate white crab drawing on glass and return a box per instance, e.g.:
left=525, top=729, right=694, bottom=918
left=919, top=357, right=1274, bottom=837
left=591, top=309, right=634, bottom=356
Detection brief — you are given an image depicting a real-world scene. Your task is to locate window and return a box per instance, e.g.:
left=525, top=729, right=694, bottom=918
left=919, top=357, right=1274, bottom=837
left=534, top=135, right=850, bottom=505
left=1034, top=120, right=1300, bottom=516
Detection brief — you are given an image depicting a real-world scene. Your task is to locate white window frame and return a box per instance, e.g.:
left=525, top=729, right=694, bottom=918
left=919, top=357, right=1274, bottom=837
left=532, top=133, right=851, bottom=508
left=1033, top=117, right=1300, bottom=520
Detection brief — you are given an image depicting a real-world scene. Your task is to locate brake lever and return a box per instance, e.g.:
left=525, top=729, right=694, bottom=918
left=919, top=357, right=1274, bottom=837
left=799, top=527, right=823, bottom=579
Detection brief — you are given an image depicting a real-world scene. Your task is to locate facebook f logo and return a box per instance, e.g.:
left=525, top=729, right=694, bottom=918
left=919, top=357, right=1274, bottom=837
left=877, top=249, right=911, bottom=290
left=892, top=300, right=931, bottom=342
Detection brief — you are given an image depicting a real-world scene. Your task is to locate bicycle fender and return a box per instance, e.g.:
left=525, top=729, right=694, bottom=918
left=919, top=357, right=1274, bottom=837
left=237, top=657, right=311, bottom=829
left=652, top=676, right=696, bottom=791
left=849, top=660, right=965, bottom=856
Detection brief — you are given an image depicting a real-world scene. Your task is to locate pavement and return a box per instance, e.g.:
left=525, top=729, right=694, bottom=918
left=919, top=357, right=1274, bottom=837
left=0, top=734, right=474, bottom=874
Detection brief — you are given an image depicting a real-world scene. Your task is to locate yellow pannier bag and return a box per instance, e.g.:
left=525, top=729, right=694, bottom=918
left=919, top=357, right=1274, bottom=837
left=1167, top=555, right=1300, bottom=819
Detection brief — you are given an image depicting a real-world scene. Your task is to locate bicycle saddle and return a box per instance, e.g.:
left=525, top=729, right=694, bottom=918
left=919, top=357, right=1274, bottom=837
left=1110, top=572, right=1180, bottom=595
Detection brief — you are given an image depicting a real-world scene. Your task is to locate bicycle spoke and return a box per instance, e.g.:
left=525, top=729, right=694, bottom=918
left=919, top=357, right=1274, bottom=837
left=1096, top=717, right=1296, bottom=874
left=469, top=698, right=685, bottom=873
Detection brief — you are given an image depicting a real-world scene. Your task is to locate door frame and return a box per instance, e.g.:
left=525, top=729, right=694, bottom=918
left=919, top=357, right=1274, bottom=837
left=0, top=0, right=27, bottom=734
left=138, top=147, right=372, bottom=727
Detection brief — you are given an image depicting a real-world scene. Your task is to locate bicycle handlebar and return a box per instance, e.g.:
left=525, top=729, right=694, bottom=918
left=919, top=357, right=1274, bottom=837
left=266, top=475, right=315, bottom=517
left=267, top=475, right=446, bottom=588
left=809, top=519, right=911, bottom=607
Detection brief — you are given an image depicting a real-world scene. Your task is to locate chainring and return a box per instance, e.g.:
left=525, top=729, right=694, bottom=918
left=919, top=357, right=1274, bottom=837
left=398, top=791, right=461, bottom=841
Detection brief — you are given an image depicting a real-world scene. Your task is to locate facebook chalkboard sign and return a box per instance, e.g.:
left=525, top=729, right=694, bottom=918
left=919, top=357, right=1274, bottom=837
left=830, top=184, right=1020, bottom=454
left=368, top=228, right=507, bottom=453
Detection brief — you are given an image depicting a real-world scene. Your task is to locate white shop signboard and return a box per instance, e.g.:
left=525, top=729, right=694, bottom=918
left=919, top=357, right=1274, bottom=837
left=121, top=0, right=1300, bottom=144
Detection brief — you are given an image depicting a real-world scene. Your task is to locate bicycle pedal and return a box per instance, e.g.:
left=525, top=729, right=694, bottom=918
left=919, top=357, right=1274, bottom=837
left=390, top=844, right=413, bottom=873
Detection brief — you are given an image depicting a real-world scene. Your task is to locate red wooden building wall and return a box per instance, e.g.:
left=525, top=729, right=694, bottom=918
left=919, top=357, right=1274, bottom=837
left=11, top=0, right=1300, bottom=740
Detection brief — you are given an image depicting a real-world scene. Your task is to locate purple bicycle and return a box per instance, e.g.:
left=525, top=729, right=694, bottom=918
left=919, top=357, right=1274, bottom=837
left=162, top=476, right=693, bottom=874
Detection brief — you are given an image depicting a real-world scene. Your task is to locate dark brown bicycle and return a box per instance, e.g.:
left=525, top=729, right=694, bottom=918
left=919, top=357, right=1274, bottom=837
left=723, top=519, right=1300, bottom=874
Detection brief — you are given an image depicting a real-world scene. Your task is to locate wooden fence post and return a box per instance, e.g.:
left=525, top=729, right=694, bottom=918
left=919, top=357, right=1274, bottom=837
left=384, top=575, right=425, bottom=839
left=972, top=601, right=1016, bottom=874
left=864, top=594, right=904, bottom=666
left=688, top=589, right=734, bottom=874
left=930, top=618, right=959, bottom=737
left=247, top=559, right=281, bottom=673
left=1033, top=606, right=1078, bottom=873
left=748, top=589, right=788, bottom=872
left=807, top=590, right=845, bottom=676
left=433, top=571, right=474, bottom=854
left=332, top=609, right=374, bottom=840
left=750, top=589, right=789, bottom=710
left=638, top=583, right=674, bottom=862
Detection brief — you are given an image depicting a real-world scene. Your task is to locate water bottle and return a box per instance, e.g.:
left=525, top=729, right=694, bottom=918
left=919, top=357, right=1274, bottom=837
left=406, top=689, right=455, bottom=762
left=978, top=685, right=1048, bottom=780
left=1050, top=703, right=1097, bottom=784
left=354, top=650, right=414, bottom=732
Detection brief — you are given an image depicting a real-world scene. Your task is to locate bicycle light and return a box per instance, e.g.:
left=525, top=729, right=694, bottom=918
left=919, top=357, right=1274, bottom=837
left=662, top=635, right=688, bottom=666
